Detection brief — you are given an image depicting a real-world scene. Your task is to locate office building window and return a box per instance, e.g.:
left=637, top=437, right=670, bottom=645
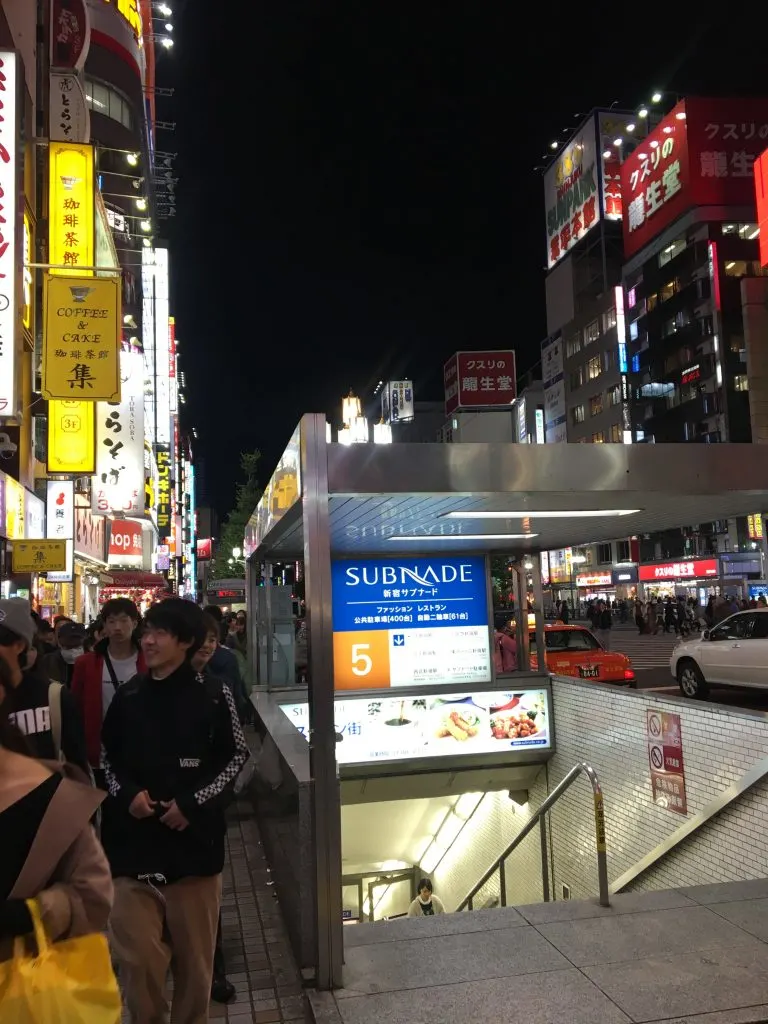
left=734, top=374, right=749, bottom=392
left=84, top=77, right=134, bottom=130
left=566, top=333, right=582, bottom=358
left=609, top=422, right=622, bottom=443
left=572, top=404, right=585, bottom=424
left=584, top=320, right=600, bottom=345
left=616, top=540, right=631, bottom=562
left=602, top=308, right=617, bottom=333
left=627, top=287, right=637, bottom=308
left=591, top=431, right=605, bottom=443
left=589, top=394, right=603, bottom=417
left=570, top=365, right=584, bottom=390
left=587, top=355, right=601, bottom=380
left=629, top=320, right=639, bottom=341
left=608, top=384, right=621, bottom=406
left=597, top=543, right=612, bottom=564
left=603, top=349, right=616, bottom=371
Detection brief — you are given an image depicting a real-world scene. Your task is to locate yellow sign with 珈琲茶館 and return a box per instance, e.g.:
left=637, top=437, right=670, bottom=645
left=48, top=141, right=94, bottom=277
left=11, top=539, right=67, bottom=574
left=43, top=275, right=121, bottom=402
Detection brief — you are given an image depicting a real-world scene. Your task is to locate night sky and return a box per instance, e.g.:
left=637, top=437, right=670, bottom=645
left=159, top=6, right=763, bottom=518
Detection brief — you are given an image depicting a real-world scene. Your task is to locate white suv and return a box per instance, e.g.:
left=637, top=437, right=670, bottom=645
left=671, top=609, right=768, bottom=699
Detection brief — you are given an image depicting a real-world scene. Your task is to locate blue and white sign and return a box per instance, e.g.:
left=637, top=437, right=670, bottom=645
left=332, top=556, right=492, bottom=688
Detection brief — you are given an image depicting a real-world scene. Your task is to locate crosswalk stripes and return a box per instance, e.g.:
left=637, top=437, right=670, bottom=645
left=598, top=627, right=685, bottom=671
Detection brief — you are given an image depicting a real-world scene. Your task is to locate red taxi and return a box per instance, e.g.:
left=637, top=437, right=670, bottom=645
left=529, top=624, right=635, bottom=685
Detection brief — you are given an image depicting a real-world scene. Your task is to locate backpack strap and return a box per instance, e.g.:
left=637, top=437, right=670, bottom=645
left=48, top=682, right=64, bottom=763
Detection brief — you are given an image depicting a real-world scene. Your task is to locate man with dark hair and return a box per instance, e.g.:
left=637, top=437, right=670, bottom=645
left=203, top=604, right=251, bottom=723
left=41, top=620, right=87, bottom=686
left=103, top=598, right=248, bottom=1023
left=71, top=596, right=145, bottom=781
left=0, top=598, right=88, bottom=773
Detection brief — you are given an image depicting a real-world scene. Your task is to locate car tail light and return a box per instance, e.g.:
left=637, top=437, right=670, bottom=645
left=624, top=669, right=635, bottom=681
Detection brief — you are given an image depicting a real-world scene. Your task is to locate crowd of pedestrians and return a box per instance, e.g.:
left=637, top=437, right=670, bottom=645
left=0, top=595, right=252, bottom=1022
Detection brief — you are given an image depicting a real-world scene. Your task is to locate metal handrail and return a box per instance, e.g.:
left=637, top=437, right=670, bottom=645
left=456, top=761, right=609, bottom=911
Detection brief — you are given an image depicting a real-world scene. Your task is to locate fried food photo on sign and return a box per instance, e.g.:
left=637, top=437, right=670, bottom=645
left=436, top=708, right=479, bottom=742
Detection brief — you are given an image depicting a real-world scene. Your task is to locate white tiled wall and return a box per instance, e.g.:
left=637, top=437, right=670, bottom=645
left=547, top=678, right=768, bottom=900
left=434, top=773, right=548, bottom=911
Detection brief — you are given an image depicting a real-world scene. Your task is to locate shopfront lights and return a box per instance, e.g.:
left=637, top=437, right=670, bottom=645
left=165, top=22, right=173, bottom=31
left=160, top=37, right=174, bottom=49
left=157, top=3, right=172, bottom=14
left=651, top=91, right=663, bottom=103
left=649, top=140, right=659, bottom=149
left=135, top=198, right=147, bottom=211
left=602, top=149, right=612, bottom=159
left=442, top=509, right=641, bottom=519
left=126, top=153, right=139, bottom=166
left=142, top=238, right=151, bottom=247
left=140, top=219, right=151, bottom=232
left=638, top=107, right=649, bottom=118
left=626, top=123, right=636, bottom=132
left=675, top=110, right=687, bottom=120
left=613, top=137, right=623, bottom=147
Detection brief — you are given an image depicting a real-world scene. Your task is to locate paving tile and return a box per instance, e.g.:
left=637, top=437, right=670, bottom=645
left=584, top=944, right=768, bottom=1021
left=338, top=923, right=569, bottom=997
left=333, top=969, right=630, bottom=1024
left=536, top=905, right=759, bottom=968
left=707, top=899, right=768, bottom=942
left=643, top=1007, right=768, bottom=1024
left=517, top=889, right=697, bottom=926
left=680, top=879, right=768, bottom=906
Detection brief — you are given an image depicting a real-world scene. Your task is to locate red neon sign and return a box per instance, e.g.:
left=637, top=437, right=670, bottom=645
left=639, top=558, right=718, bottom=582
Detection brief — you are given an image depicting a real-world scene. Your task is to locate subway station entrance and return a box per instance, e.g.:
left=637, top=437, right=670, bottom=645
left=245, top=414, right=768, bottom=992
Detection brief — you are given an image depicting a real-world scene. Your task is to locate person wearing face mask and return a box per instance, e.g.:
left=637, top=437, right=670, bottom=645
left=0, top=599, right=89, bottom=775
left=41, top=621, right=87, bottom=687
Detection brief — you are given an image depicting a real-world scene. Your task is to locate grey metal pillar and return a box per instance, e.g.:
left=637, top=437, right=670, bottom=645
left=301, top=414, right=343, bottom=990
left=246, top=559, right=260, bottom=686
left=513, top=564, right=530, bottom=671
left=264, top=561, right=274, bottom=689
left=529, top=557, right=546, bottom=672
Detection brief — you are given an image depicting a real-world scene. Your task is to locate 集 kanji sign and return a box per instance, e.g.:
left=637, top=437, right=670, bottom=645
left=444, top=351, right=517, bottom=415
left=43, top=275, right=121, bottom=401
left=647, top=709, right=687, bottom=815
left=11, top=539, right=67, bottom=574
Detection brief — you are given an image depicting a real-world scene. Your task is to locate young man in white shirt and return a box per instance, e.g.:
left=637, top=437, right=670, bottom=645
left=71, top=597, right=147, bottom=783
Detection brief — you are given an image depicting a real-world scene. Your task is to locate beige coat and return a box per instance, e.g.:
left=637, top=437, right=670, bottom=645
left=1, top=760, right=113, bottom=962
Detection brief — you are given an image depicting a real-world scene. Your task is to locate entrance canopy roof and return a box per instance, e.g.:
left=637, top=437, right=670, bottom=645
left=247, top=415, right=768, bottom=558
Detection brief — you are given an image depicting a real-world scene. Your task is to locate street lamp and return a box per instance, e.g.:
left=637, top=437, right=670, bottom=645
left=232, top=546, right=242, bottom=559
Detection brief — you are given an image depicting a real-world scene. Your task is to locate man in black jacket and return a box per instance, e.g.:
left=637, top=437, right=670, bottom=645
left=0, top=598, right=89, bottom=773
left=103, top=598, right=248, bottom=1024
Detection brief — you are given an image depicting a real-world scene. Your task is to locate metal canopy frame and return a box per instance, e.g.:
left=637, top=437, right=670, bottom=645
left=247, top=413, right=768, bottom=991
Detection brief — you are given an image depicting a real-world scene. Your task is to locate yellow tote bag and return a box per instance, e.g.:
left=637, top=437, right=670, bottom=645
left=0, top=899, right=121, bottom=1023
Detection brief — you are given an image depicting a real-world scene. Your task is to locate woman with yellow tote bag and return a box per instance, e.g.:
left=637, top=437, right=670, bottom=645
left=0, top=663, right=119, bottom=1021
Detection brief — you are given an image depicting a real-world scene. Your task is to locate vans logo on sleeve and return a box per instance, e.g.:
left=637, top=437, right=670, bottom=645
left=179, top=758, right=201, bottom=768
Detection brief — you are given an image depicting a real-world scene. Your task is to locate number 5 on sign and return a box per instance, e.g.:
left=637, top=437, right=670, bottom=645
left=333, top=630, right=390, bottom=690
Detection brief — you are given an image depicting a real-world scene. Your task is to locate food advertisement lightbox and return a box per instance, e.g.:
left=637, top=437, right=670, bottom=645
left=279, top=688, right=550, bottom=767
left=332, top=556, right=491, bottom=690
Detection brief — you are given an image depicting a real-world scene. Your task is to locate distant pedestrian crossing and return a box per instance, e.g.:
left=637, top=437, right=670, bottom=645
left=601, top=626, right=687, bottom=671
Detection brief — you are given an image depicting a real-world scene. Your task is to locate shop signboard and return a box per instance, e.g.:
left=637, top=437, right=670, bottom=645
left=0, top=53, right=19, bottom=417
left=639, top=558, right=718, bottom=582
left=280, top=687, right=550, bottom=766
left=756, top=148, right=768, bottom=268
left=48, top=141, right=94, bottom=275
left=647, top=709, right=687, bottom=815
left=50, top=0, right=90, bottom=70
left=748, top=514, right=764, bottom=542
left=622, top=98, right=768, bottom=260
left=612, top=565, right=638, bottom=585
left=108, top=520, right=143, bottom=567
left=74, top=503, right=107, bottom=565
left=43, top=275, right=121, bottom=401
left=46, top=480, right=74, bottom=584
left=11, top=539, right=67, bottom=574
left=444, top=351, right=517, bottom=415
left=153, top=443, right=172, bottom=536
left=24, top=493, right=45, bottom=541
left=575, top=572, right=612, bottom=588
left=331, top=556, right=491, bottom=691
left=49, top=72, right=90, bottom=143
left=244, top=424, right=301, bottom=557
left=5, top=477, right=24, bottom=541
left=382, top=381, right=414, bottom=424
left=92, top=349, right=144, bottom=516
left=47, top=399, right=96, bottom=474
left=197, top=537, right=212, bottom=561
left=541, top=333, right=566, bottom=443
